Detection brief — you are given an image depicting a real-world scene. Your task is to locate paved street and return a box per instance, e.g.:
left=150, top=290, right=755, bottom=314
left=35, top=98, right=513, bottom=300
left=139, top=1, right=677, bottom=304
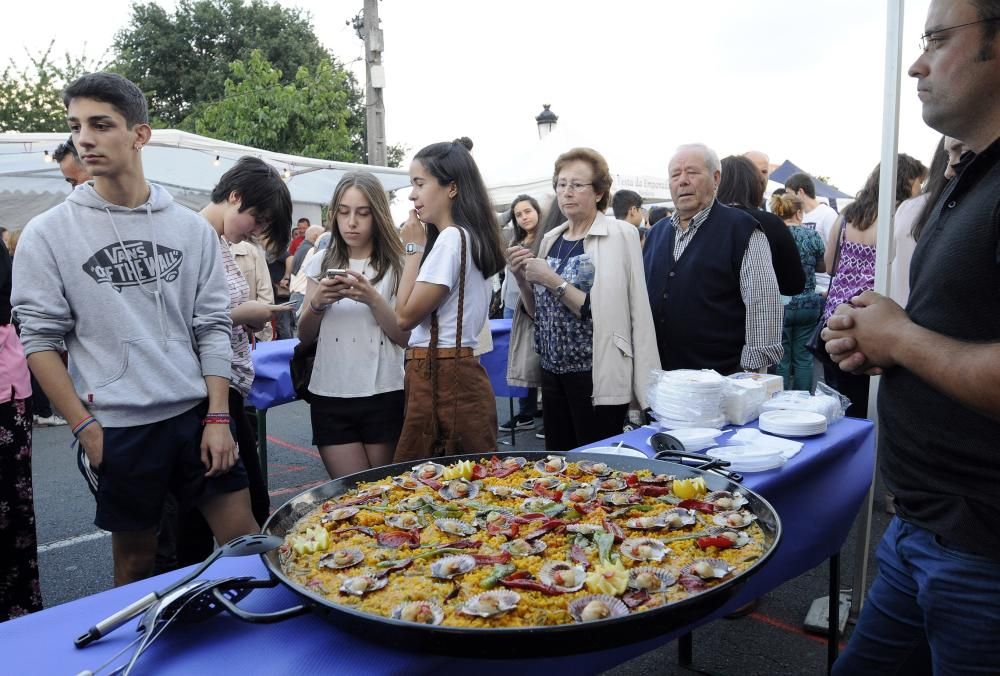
left=29, top=399, right=891, bottom=675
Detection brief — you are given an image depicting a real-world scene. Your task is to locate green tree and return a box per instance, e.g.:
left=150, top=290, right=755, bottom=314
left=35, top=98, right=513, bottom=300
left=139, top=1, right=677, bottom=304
left=192, top=50, right=361, bottom=162
left=0, top=43, right=101, bottom=133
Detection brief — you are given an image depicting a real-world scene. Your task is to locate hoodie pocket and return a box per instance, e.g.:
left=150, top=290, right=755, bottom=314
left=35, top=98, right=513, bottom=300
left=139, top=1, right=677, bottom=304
left=94, top=338, right=204, bottom=407
left=612, top=332, right=634, bottom=359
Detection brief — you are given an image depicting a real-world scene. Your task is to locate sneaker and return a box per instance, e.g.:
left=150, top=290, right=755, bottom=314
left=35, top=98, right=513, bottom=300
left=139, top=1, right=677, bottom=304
left=34, top=414, right=68, bottom=427
left=499, top=414, right=535, bottom=432
left=535, top=426, right=545, bottom=440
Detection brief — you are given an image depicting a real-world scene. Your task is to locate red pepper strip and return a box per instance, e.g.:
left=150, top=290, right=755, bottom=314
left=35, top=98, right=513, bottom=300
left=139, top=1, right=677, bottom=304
left=678, top=499, right=721, bottom=513
left=524, top=519, right=567, bottom=541
left=696, top=536, right=735, bottom=550
left=532, top=483, right=563, bottom=502
left=331, top=494, right=381, bottom=507
left=487, top=520, right=519, bottom=539
left=376, top=529, right=421, bottom=548
left=677, top=574, right=708, bottom=591
left=499, top=575, right=565, bottom=596
left=637, top=485, right=672, bottom=497
left=624, top=473, right=640, bottom=487
left=513, top=512, right=548, bottom=524
left=417, top=477, right=443, bottom=491
left=622, top=589, right=651, bottom=609
left=330, top=526, right=376, bottom=538
left=436, top=539, right=481, bottom=550
left=374, top=559, right=413, bottom=578
left=470, top=464, right=487, bottom=481
left=472, top=551, right=512, bottom=565
left=569, top=544, right=590, bottom=570
left=573, top=501, right=601, bottom=515
left=602, top=517, right=625, bottom=543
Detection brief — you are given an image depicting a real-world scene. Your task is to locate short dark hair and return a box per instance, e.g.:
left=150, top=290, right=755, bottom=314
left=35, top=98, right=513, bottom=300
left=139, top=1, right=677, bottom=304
left=970, top=1, right=1000, bottom=60
left=611, top=189, right=643, bottom=220
left=62, top=72, right=149, bottom=128
left=717, top=155, right=765, bottom=209
left=413, top=137, right=505, bottom=278
left=785, top=172, right=817, bottom=199
left=53, top=136, right=79, bottom=163
left=297, top=217, right=310, bottom=226
left=553, top=147, right=613, bottom=211
left=648, top=206, right=670, bottom=228
left=210, top=156, right=292, bottom=256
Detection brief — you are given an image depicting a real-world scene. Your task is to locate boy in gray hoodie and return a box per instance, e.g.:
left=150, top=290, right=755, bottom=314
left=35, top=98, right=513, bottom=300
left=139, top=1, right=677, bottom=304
left=12, top=72, right=258, bottom=585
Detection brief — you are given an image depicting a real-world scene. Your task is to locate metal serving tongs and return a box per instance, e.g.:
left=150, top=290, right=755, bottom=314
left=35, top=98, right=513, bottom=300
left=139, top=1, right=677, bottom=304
left=649, top=432, right=743, bottom=483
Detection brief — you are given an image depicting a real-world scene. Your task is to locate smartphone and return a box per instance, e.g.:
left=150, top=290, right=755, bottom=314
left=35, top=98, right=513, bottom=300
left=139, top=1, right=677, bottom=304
left=326, top=268, right=348, bottom=278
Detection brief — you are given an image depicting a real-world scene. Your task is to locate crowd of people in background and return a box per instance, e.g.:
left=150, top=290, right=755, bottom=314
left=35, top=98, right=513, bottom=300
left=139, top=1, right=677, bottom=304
left=2, top=2, right=999, bottom=669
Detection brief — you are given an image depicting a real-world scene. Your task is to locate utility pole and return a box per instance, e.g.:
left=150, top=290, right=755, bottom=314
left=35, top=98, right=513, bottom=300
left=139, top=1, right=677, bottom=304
left=361, top=0, right=387, bottom=166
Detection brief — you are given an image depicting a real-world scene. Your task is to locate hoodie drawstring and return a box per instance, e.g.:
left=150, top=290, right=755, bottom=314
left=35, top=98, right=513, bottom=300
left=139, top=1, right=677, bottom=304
left=104, top=205, right=169, bottom=344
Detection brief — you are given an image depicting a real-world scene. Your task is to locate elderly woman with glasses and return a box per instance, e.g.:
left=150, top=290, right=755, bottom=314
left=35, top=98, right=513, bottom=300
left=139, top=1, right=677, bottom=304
left=506, top=147, right=660, bottom=451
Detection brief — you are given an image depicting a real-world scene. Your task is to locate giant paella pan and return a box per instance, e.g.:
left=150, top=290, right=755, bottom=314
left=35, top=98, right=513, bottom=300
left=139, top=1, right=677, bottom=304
left=213, top=450, right=782, bottom=657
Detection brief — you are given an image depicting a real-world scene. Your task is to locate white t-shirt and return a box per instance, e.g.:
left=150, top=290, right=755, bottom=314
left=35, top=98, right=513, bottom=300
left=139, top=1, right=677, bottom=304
left=803, top=202, right=839, bottom=294
left=409, top=226, right=491, bottom=349
left=303, top=253, right=404, bottom=398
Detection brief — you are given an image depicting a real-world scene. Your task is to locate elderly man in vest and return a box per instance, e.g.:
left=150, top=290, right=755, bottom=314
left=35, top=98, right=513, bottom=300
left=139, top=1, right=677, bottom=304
left=643, top=143, right=783, bottom=374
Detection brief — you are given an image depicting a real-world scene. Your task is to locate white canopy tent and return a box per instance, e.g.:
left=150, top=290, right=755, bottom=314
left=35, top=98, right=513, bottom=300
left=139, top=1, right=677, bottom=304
left=0, top=129, right=411, bottom=231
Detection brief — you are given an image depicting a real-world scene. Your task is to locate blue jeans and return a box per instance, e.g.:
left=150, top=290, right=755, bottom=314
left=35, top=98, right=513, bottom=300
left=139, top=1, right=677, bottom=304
left=833, top=516, right=1000, bottom=675
left=503, top=307, right=537, bottom=416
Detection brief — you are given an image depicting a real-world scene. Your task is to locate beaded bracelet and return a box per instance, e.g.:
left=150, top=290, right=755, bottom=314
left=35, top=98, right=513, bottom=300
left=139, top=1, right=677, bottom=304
left=72, top=415, right=98, bottom=437
left=203, top=413, right=232, bottom=425
left=308, top=301, right=328, bottom=315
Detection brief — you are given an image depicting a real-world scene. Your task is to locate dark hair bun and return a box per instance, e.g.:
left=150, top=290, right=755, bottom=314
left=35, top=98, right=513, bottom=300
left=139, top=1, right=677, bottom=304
left=453, top=136, right=474, bottom=151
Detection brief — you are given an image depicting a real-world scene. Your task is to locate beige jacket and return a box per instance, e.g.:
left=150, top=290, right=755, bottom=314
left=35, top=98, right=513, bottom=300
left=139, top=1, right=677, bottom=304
left=231, top=240, right=274, bottom=341
left=507, top=212, right=660, bottom=408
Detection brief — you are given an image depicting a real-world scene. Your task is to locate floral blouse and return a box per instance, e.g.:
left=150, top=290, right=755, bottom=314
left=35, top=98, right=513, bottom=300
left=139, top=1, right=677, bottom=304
left=534, top=235, right=595, bottom=373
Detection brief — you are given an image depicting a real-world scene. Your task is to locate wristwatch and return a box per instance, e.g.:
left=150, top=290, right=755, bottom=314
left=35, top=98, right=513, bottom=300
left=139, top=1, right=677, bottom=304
left=554, top=281, right=569, bottom=298
left=405, top=242, right=425, bottom=255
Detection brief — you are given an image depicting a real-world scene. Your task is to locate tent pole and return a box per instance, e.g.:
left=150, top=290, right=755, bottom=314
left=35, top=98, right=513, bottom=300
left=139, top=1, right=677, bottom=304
left=850, top=0, right=905, bottom=620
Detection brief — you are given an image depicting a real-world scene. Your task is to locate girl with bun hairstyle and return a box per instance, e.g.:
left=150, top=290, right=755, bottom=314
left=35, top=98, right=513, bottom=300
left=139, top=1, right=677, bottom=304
left=769, top=191, right=825, bottom=391
left=393, top=138, right=506, bottom=461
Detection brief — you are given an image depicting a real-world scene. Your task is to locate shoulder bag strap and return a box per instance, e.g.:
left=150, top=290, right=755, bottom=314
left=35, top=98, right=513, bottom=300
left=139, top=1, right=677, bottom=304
left=451, top=228, right=468, bottom=435
left=829, top=217, right=847, bottom=277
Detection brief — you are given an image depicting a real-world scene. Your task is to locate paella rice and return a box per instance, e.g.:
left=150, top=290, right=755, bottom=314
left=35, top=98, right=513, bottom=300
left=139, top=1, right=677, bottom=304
left=279, top=455, right=766, bottom=628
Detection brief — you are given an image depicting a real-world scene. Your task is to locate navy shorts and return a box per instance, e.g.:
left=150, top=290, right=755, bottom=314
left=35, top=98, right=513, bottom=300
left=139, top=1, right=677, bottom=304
left=310, top=390, right=405, bottom=446
left=77, top=403, right=248, bottom=532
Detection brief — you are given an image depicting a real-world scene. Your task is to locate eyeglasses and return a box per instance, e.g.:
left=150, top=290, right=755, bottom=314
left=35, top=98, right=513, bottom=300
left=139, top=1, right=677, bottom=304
left=554, top=181, right=593, bottom=193
left=919, top=17, right=1000, bottom=52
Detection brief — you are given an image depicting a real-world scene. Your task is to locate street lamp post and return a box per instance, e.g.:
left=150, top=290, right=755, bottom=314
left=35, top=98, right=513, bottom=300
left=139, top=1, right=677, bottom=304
left=535, top=104, right=558, bottom=139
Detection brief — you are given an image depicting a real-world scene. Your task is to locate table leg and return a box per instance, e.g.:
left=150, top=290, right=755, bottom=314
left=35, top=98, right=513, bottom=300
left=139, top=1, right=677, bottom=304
left=679, top=631, right=693, bottom=666
left=256, top=408, right=269, bottom=489
left=828, top=552, right=840, bottom=673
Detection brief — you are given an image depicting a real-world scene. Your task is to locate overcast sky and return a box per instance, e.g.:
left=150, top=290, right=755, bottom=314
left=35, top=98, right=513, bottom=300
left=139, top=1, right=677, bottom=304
left=1, top=0, right=938, bottom=195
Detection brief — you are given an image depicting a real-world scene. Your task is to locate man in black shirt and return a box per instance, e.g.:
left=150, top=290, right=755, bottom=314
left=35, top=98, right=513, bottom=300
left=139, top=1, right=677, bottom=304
left=826, top=0, right=1000, bottom=672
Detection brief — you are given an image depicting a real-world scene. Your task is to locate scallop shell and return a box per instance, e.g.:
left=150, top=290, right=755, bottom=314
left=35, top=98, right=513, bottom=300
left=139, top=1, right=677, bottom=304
left=660, top=508, right=698, bottom=530
left=601, top=491, right=635, bottom=506
left=564, top=483, right=597, bottom=503
left=384, top=512, right=426, bottom=530
left=625, top=515, right=667, bottom=530
left=567, top=594, right=630, bottom=623
left=500, top=538, right=547, bottom=557
left=712, top=510, right=757, bottom=529
left=628, top=566, right=678, bottom=593
left=396, top=495, right=431, bottom=511
left=339, top=573, right=388, bottom=597
left=639, top=473, right=674, bottom=485
left=391, top=475, right=424, bottom=491
left=429, top=554, right=476, bottom=579
left=321, top=506, right=359, bottom=523
left=391, top=601, right=444, bottom=625
left=520, top=477, right=562, bottom=491
left=487, top=484, right=527, bottom=498
left=534, top=455, right=568, bottom=475
left=595, top=477, right=628, bottom=492
left=681, top=557, right=733, bottom=580
left=459, top=590, right=520, bottom=617
left=318, top=548, right=364, bottom=570
left=705, top=526, right=752, bottom=548
left=565, top=523, right=604, bottom=535
left=538, top=561, right=586, bottom=592
left=620, top=537, right=669, bottom=562
left=576, top=460, right=613, bottom=477
left=705, top=490, right=748, bottom=511
left=438, top=479, right=480, bottom=501
left=434, top=518, right=478, bottom=536
left=411, top=461, right=445, bottom=481
left=358, top=484, right=392, bottom=498
left=499, top=456, right=527, bottom=470
left=521, top=497, right=555, bottom=512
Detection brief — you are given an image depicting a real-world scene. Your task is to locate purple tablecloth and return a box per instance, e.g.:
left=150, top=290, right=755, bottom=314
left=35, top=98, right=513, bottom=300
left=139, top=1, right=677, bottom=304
left=0, top=418, right=874, bottom=674
left=247, top=320, right=526, bottom=410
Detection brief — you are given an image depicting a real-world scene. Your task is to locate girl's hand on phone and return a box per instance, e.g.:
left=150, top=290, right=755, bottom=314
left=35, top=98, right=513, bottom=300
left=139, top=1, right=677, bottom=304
left=337, top=269, right=379, bottom=306
left=312, top=275, right=349, bottom=306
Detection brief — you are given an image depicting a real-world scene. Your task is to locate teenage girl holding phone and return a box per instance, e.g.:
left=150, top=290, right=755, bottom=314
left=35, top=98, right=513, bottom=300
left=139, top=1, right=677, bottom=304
left=298, top=172, right=409, bottom=478
left=393, top=137, right=506, bottom=461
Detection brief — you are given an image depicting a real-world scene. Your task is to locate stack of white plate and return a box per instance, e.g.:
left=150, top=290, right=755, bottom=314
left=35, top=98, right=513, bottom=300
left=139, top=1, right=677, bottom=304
left=707, top=442, right=787, bottom=472
left=758, top=410, right=828, bottom=437
left=649, top=370, right=727, bottom=428
left=647, top=427, right=724, bottom=452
